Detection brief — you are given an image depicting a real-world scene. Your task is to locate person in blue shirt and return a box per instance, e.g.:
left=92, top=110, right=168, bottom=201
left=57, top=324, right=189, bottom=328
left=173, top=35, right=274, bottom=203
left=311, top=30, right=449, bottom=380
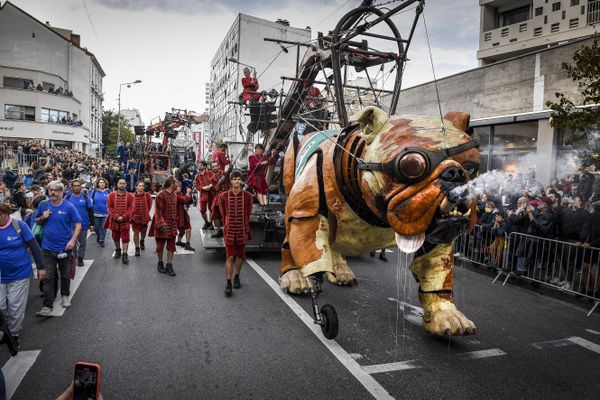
left=0, top=203, right=45, bottom=349
left=33, top=180, right=81, bottom=317
left=90, top=178, right=110, bottom=248
left=66, top=180, right=94, bottom=266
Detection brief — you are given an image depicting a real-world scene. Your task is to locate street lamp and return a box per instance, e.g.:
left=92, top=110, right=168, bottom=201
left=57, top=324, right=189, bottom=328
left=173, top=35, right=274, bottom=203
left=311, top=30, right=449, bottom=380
left=117, top=79, right=142, bottom=157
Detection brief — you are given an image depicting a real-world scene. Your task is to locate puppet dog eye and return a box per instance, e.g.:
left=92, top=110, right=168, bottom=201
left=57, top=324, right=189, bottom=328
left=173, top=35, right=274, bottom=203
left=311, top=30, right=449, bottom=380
left=398, top=152, right=428, bottom=180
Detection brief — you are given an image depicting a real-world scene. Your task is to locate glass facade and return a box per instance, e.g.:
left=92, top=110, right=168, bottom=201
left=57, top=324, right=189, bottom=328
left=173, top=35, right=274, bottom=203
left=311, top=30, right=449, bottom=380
left=4, top=104, right=35, bottom=121
left=41, top=107, right=69, bottom=123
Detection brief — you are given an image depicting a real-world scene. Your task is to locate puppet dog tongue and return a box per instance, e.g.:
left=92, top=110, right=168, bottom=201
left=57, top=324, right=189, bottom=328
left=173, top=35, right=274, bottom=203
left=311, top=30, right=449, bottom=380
left=395, top=232, right=425, bottom=254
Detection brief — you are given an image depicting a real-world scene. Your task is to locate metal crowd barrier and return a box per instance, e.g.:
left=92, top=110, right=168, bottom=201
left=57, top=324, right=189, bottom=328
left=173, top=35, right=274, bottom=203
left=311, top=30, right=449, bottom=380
left=454, top=227, right=600, bottom=316
left=0, top=148, right=39, bottom=173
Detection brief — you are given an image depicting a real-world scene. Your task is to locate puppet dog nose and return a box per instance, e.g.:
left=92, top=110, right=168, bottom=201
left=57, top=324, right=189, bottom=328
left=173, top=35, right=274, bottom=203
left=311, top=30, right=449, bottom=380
left=440, top=166, right=467, bottom=183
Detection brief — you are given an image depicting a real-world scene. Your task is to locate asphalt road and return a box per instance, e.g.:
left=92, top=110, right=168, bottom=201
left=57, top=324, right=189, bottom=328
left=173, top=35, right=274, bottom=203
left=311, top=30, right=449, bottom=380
left=2, top=206, right=599, bottom=400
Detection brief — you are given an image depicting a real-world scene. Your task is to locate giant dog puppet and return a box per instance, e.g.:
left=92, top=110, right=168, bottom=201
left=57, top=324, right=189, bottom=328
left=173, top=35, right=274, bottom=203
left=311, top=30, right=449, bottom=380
left=279, top=107, right=480, bottom=336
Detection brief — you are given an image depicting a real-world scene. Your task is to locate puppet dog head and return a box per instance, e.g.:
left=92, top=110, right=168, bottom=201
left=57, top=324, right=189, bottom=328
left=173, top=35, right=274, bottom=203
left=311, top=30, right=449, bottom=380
left=355, top=107, right=479, bottom=245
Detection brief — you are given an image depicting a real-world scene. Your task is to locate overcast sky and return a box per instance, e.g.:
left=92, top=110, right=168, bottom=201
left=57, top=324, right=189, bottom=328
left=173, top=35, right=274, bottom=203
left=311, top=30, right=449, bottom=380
left=6, top=0, right=480, bottom=124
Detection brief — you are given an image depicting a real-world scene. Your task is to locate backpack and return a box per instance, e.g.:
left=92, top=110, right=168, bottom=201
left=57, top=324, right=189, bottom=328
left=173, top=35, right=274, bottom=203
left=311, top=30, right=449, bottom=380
left=11, top=218, right=23, bottom=240
left=32, top=200, right=48, bottom=243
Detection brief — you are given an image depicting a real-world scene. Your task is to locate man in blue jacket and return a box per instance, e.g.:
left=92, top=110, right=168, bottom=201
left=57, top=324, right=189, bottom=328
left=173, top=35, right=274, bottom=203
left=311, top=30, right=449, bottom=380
left=66, top=180, right=94, bottom=266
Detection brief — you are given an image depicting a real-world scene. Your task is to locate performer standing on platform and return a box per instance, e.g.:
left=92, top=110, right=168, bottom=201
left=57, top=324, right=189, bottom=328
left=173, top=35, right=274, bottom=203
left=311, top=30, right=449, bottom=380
left=149, top=177, right=179, bottom=276
left=131, top=181, right=152, bottom=257
left=241, top=67, right=261, bottom=104
left=210, top=161, right=230, bottom=239
left=211, top=143, right=230, bottom=172
left=248, top=144, right=277, bottom=208
left=219, top=170, right=252, bottom=296
left=175, top=181, right=195, bottom=252
left=106, top=179, right=134, bottom=264
left=194, top=160, right=214, bottom=230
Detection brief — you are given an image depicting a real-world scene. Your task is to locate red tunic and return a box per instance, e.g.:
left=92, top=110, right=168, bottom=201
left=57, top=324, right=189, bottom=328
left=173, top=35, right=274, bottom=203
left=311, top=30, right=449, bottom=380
left=131, top=192, right=152, bottom=225
left=247, top=154, right=275, bottom=194
left=219, top=189, right=253, bottom=245
left=194, top=171, right=215, bottom=202
left=241, top=77, right=261, bottom=102
left=210, top=171, right=231, bottom=220
left=149, top=190, right=178, bottom=239
left=176, top=192, right=192, bottom=230
left=105, top=191, right=134, bottom=231
left=211, top=149, right=229, bottom=172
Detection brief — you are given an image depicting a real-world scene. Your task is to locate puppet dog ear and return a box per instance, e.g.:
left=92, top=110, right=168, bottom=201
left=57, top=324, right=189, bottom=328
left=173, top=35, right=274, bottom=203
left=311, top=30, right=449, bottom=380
left=443, top=111, right=470, bottom=133
left=351, top=106, right=389, bottom=145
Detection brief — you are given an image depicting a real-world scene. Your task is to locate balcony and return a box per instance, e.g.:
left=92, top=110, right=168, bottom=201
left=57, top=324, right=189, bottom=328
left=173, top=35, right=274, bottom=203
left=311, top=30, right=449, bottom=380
left=0, top=118, right=90, bottom=145
left=480, top=21, right=530, bottom=50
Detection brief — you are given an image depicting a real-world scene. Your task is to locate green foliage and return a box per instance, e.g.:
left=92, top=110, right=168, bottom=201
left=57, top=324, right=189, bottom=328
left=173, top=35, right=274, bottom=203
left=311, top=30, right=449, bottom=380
left=546, top=35, right=600, bottom=131
left=101, top=110, right=135, bottom=158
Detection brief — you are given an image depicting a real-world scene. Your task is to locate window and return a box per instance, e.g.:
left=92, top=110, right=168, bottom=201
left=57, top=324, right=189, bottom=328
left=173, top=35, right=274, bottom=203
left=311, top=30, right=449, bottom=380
left=535, top=7, right=544, bottom=16
left=501, top=27, right=509, bottom=36
left=4, top=105, right=35, bottom=121
left=571, top=0, right=579, bottom=6
left=552, top=2, right=561, bottom=11
left=562, top=10, right=566, bottom=19
left=569, top=17, right=579, bottom=27
left=41, top=107, right=68, bottom=123
left=534, top=27, right=543, bottom=36
left=544, top=15, right=548, bottom=23
left=519, top=23, right=528, bottom=32
left=484, top=32, right=492, bottom=41
left=42, top=82, right=55, bottom=92
left=501, top=6, right=530, bottom=26
left=3, top=77, right=33, bottom=89
left=492, top=42, right=500, bottom=46
left=551, top=22, right=560, bottom=32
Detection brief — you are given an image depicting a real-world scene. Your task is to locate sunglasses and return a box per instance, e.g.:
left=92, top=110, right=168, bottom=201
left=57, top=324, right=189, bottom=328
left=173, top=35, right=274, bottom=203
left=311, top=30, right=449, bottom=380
left=358, top=140, right=479, bottom=184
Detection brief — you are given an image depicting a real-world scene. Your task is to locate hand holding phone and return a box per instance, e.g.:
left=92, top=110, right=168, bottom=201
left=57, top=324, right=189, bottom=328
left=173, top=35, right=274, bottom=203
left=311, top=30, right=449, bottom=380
left=73, top=362, right=101, bottom=400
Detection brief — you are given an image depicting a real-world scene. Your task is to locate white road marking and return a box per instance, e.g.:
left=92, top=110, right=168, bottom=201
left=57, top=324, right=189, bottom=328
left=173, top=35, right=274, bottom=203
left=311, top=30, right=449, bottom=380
left=50, top=259, right=93, bottom=317
left=1, top=350, right=41, bottom=400
left=531, top=336, right=600, bottom=354
left=387, top=298, right=423, bottom=326
left=455, top=348, right=506, bottom=360
left=246, top=258, right=394, bottom=400
left=175, top=248, right=195, bottom=255
left=362, top=349, right=505, bottom=374
left=586, top=329, right=600, bottom=335
left=568, top=336, right=600, bottom=354
left=531, top=338, right=573, bottom=350
left=362, top=359, right=422, bottom=374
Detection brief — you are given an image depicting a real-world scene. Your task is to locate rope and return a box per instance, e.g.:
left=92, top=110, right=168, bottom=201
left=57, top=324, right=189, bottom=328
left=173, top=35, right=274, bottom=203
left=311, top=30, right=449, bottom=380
left=422, top=10, right=447, bottom=146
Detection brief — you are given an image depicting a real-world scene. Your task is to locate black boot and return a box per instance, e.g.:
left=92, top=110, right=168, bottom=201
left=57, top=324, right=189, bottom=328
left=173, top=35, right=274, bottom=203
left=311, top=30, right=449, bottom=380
left=184, top=243, right=195, bottom=252
left=176, top=238, right=185, bottom=247
left=233, top=274, right=241, bottom=289
left=122, top=253, right=129, bottom=265
left=379, top=252, right=388, bottom=262
left=211, top=229, right=223, bottom=238
left=225, top=280, right=232, bottom=296
left=202, top=221, right=211, bottom=230
left=114, top=248, right=122, bottom=259
left=157, top=261, right=166, bottom=273
left=135, top=247, right=141, bottom=257
left=77, top=257, right=84, bottom=267
left=140, top=239, right=145, bottom=250
left=166, top=263, right=176, bottom=276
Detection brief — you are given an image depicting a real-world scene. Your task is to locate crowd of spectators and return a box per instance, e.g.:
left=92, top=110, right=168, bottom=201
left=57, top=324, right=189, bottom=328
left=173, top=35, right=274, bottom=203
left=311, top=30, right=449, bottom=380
left=471, top=168, right=600, bottom=294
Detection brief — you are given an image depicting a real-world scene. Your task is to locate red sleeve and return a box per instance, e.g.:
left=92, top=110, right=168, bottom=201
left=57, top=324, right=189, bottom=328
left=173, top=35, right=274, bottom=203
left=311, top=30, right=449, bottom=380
left=218, top=192, right=227, bottom=220
left=146, top=193, right=153, bottom=211
left=107, top=193, right=115, bottom=219
left=194, top=175, right=202, bottom=190
left=219, top=152, right=230, bottom=166
left=248, top=155, right=258, bottom=171
left=126, top=193, right=135, bottom=219
left=177, top=193, right=191, bottom=204
left=154, top=193, right=166, bottom=228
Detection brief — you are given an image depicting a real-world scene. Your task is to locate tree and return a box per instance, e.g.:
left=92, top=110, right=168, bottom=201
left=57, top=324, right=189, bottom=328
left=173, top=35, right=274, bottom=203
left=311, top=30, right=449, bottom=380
left=546, top=35, right=600, bottom=171
left=101, top=110, right=135, bottom=158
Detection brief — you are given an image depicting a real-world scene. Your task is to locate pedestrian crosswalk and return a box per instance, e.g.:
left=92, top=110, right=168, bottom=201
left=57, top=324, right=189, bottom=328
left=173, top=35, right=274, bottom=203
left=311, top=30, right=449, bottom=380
left=1, top=350, right=40, bottom=400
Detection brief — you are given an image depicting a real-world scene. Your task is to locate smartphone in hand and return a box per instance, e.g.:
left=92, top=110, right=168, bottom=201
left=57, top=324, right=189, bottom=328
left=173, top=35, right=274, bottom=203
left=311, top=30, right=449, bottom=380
left=73, top=362, right=100, bottom=400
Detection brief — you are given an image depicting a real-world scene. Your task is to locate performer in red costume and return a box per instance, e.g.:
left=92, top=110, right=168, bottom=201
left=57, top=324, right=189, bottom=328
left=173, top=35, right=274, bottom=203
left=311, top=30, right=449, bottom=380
left=131, top=181, right=152, bottom=257
left=210, top=160, right=230, bottom=238
left=211, top=143, right=230, bottom=173
left=106, top=178, right=134, bottom=264
left=149, top=177, right=179, bottom=277
left=241, top=67, right=261, bottom=104
left=175, top=181, right=195, bottom=252
left=247, top=144, right=277, bottom=208
left=219, top=170, right=253, bottom=296
left=194, top=160, right=214, bottom=230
